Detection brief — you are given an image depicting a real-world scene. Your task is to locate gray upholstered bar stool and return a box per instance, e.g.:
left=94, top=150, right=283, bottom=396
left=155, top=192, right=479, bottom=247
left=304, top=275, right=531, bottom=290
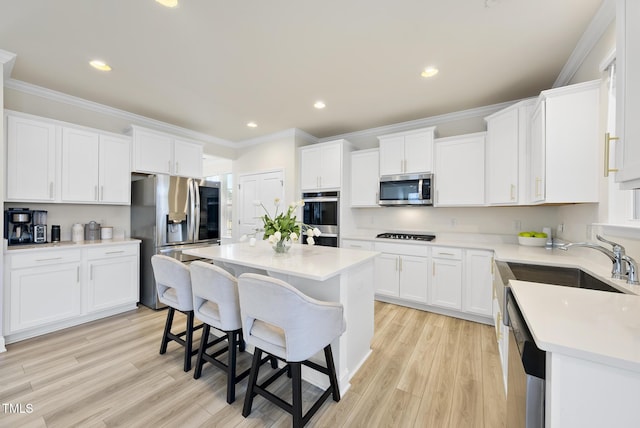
left=189, top=261, right=249, bottom=404
left=238, top=273, right=346, bottom=428
left=151, top=254, right=202, bottom=372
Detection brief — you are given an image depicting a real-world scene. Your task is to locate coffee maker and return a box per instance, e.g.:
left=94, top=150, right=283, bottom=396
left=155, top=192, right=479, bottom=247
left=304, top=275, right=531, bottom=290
left=32, top=210, right=48, bottom=243
left=5, top=208, right=33, bottom=245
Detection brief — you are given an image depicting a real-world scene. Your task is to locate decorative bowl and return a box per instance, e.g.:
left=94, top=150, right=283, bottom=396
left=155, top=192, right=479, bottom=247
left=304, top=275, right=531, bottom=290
left=518, top=236, right=547, bottom=247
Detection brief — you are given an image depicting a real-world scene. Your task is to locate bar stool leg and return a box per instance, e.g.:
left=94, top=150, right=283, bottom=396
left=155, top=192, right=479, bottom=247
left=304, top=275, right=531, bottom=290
left=193, top=324, right=211, bottom=379
left=324, top=345, right=341, bottom=402
left=291, top=362, right=303, bottom=428
left=243, top=348, right=263, bottom=417
left=160, top=307, right=175, bottom=355
left=226, top=331, right=238, bottom=404
left=184, top=311, right=194, bottom=372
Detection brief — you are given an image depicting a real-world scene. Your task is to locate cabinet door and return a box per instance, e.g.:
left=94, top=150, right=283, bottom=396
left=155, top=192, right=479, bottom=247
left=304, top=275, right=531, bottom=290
left=6, top=115, right=57, bottom=201
left=87, top=256, right=138, bottom=312
left=463, top=250, right=493, bottom=317
left=351, top=150, right=380, bottom=206
left=431, top=258, right=462, bottom=310
left=300, top=146, right=322, bottom=190
left=529, top=101, right=546, bottom=203
left=9, top=263, right=81, bottom=332
left=404, top=132, right=433, bottom=174
left=61, top=127, right=100, bottom=202
left=434, top=134, right=486, bottom=206
left=399, top=255, right=428, bottom=303
left=132, top=128, right=173, bottom=174
left=486, top=108, right=519, bottom=204
left=616, top=0, right=640, bottom=188
left=379, top=136, right=405, bottom=176
left=174, top=139, right=203, bottom=178
left=374, top=253, right=400, bottom=297
left=320, top=143, right=342, bottom=189
left=99, top=135, right=131, bottom=204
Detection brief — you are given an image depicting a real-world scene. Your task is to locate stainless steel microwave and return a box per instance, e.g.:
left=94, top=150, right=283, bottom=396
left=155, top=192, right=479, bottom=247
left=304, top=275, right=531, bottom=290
left=378, top=173, right=433, bottom=206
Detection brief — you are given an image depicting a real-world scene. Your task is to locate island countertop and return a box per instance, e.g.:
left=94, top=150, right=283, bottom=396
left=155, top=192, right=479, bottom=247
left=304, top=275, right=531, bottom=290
left=183, top=241, right=379, bottom=281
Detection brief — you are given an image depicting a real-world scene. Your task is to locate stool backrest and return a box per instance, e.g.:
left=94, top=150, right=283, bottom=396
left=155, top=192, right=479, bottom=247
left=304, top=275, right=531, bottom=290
left=238, top=273, right=346, bottom=362
left=151, top=254, right=193, bottom=311
left=190, top=261, right=241, bottom=331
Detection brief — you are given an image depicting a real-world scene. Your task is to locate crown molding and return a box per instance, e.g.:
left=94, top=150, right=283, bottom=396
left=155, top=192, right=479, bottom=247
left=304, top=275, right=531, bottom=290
left=4, top=78, right=235, bottom=148
left=0, top=49, right=16, bottom=81
left=317, top=100, right=516, bottom=143
left=236, top=128, right=319, bottom=148
left=553, top=0, right=615, bottom=87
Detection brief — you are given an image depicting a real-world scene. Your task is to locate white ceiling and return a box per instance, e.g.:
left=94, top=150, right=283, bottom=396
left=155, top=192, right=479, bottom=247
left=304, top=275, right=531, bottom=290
left=0, top=0, right=605, bottom=144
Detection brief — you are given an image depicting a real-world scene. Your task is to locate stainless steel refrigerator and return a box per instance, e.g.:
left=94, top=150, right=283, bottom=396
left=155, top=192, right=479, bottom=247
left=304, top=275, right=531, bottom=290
left=131, top=174, right=220, bottom=309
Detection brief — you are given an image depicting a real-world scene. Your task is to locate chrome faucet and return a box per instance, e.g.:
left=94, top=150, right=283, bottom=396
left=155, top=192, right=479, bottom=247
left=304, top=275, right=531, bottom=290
left=557, top=235, right=639, bottom=285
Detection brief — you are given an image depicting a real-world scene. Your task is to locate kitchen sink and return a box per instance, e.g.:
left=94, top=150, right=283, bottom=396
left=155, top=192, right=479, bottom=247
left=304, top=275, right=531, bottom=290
left=505, top=262, right=623, bottom=293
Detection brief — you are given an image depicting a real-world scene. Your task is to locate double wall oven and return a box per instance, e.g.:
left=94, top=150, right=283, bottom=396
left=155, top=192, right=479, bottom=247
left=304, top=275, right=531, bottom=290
left=301, top=191, right=339, bottom=247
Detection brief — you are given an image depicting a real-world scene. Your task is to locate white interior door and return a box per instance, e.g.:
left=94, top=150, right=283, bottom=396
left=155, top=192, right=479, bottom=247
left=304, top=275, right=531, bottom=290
left=238, top=170, right=284, bottom=238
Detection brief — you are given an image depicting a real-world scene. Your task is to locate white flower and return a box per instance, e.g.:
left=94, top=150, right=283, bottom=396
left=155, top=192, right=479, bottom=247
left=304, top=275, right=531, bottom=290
left=313, top=227, right=321, bottom=237
left=307, top=237, right=315, bottom=246
left=268, top=234, right=278, bottom=244
left=253, top=200, right=262, bottom=207
left=239, top=234, right=248, bottom=242
left=306, top=229, right=315, bottom=238
left=289, top=201, right=297, bottom=209
left=290, top=232, right=298, bottom=241
left=274, top=198, right=280, bottom=205
left=298, top=200, right=305, bottom=207
left=273, top=231, right=282, bottom=241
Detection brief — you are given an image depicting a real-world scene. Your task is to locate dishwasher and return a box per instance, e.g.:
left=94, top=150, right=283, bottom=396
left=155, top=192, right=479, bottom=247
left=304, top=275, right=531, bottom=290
left=506, top=289, right=546, bottom=428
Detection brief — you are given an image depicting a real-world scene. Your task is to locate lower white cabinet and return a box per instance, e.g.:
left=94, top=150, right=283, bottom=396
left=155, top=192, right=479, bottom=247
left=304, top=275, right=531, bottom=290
left=374, top=242, right=429, bottom=303
left=4, top=242, right=140, bottom=342
left=463, top=249, right=494, bottom=317
left=431, top=247, right=463, bottom=310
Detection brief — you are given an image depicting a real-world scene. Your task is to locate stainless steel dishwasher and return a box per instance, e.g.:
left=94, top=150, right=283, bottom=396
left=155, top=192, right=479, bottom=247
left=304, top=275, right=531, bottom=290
left=506, top=289, right=546, bottom=428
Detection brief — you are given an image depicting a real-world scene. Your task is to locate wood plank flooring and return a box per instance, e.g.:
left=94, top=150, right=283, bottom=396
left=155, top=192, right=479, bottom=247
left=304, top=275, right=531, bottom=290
left=0, top=302, right=506, bottom=427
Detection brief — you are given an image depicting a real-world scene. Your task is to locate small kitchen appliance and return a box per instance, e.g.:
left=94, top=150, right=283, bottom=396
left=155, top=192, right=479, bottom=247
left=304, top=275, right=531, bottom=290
left=378, top=173, right=433, bottom=206
left=5, top=208, right=33, bottom=245
left=32, top=210, right=48, bottom=243
left=84, top=221, right=101, bottom=241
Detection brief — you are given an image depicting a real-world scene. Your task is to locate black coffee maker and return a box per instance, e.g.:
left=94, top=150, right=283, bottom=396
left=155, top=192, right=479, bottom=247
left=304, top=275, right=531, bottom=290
left=5, top=208, right=34, bottom=245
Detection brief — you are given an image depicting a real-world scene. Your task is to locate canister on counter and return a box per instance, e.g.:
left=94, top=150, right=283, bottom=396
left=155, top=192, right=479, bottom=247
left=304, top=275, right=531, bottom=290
left=72, top=223, right=84, bottom=243
left=101, top=226, right=113, bottom=240
left=51, top=225, right=61, bottom=242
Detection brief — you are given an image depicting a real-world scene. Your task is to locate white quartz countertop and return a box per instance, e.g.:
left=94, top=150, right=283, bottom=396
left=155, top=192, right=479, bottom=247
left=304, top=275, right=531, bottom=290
left=184, top=241, right=379, bottom=281
left=4, top=238, right=141, bottom=253
left=510, top=280, right=640, bottom=372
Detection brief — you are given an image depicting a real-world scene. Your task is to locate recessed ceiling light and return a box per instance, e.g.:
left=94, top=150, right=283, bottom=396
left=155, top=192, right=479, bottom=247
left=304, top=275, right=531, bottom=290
left=421, top=67, right=439, bottom=78
left=247, top=122, right=258, bottom=128
left=314, top=101, right=326, bottom=109
left=156, top=0, right=178, bottom=7
left=89, top=60, right=112, bottom=71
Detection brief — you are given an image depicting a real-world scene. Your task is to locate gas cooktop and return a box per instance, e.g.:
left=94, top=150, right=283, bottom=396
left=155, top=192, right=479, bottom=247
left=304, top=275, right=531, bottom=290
left=376, top=233, right=436, bottom=241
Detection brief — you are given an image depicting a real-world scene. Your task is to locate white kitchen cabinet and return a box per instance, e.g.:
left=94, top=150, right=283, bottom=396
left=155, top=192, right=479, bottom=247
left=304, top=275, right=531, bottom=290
left=463, top=249, right=493, bottom=317
left=61, top=128, right=131, bottom=205
left=7, top=250, right=82, bottom=333
left=430, top=247, right=463, bottom=310
left=299, top=140, right=347, bottom=191
left=528, top=80, right=600, bottom=203
left=350, top=149, right=380, bottom=207
left=130, top=125, right=203, bottom=178
left=4, top=242, right=140, bottom=343
left=86, top=245, right=139, bottom=313
left=615, top=0, right=640, bottom=189
left=378, top=127, right=436, bottom=176
left=6, top=115, right=57, bottom=202
left=434, top=132, right=486, bottom=206
left=374, top=242, right=429, bottom=303
left=341, top=239, right=374, bottom=250
left=485, top=99, right=535, bottom=205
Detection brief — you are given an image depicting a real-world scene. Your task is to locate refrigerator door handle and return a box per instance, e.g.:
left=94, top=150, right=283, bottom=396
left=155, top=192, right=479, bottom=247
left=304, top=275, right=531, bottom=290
left=193, top=180, right=202, bottom=242
left=187, top=178, right=196, bottom=242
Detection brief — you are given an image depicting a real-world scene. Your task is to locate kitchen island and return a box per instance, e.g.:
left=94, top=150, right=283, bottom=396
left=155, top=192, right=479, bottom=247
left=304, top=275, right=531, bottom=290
left=183, top=241, right=379, bottom=393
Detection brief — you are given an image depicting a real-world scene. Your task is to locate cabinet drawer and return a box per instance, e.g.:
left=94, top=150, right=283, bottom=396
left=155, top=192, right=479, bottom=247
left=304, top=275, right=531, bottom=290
left=10, top=249, right=82, bottom=269
left=342, top=239, right=374, bottom=250
left=374, top=242, right=429, bottom=257
left=87, top=245, right=138, bottom=260
left=431, top=246, right=462, bottom=260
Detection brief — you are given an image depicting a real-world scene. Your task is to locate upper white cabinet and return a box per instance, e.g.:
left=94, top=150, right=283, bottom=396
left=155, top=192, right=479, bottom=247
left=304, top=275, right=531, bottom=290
left=6, top=112, right=131, bottom=205
left=485, top=99, right=535, bottom=205
left=434, top=132, right=486, bottom=206
left=350, top=149, right=379, bottom=207
left=299, top=139, right=349, bottom=191
left=615, top=0, right=640, bottom=189
left=528, top=81, right=600, bottom=203
left=130, top=125, right=203, bottom=178
left=378, top=127, right=436, bottom=176
left=6, top=115, right=57, bottom=202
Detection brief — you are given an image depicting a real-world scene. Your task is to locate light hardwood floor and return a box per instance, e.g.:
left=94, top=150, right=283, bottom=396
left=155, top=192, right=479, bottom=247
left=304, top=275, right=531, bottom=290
left=0, top=302, right=506, bottom=427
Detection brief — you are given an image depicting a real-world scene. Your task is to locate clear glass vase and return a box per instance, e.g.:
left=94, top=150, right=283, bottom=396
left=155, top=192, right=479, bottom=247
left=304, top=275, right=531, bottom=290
left=272, top=239, right=291, bottom=254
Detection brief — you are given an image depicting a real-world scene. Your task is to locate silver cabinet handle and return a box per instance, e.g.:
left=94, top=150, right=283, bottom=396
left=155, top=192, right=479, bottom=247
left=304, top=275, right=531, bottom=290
left=176, top=161, right=179, bottom=174
left=36, top=257, right=63, bottom=262
left=106, top=250, right=125, bottom=254
left=95, top=186, right=98, bottom=201
left=436, top=252, right=456, bottom=257
left=399, top=257, right=403, bottom=272
left=49, top=182, right=54, bottom=199
left=510, top=184, right=516, bottom=201
left=395, top=257, right=399, bottom=271
left=77, top=266, right=80, bottom=283
left=90, top=265, right=93, bottom=281
left=168, top=160, right=172, bottom=173
left=100, top=186, right=104, bottom=201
